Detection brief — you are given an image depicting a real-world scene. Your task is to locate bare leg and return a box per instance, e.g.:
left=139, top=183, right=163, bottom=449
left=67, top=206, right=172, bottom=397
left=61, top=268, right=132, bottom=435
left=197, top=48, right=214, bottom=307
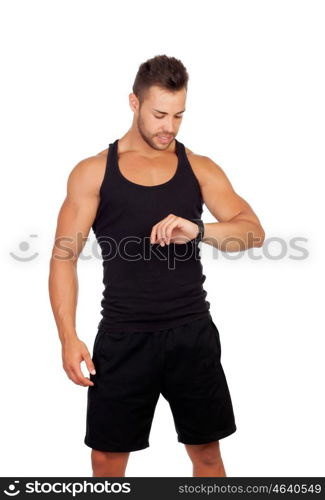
left=91, top=449, right=130, bottom=477
left=185, top=441, right=227, bottom=477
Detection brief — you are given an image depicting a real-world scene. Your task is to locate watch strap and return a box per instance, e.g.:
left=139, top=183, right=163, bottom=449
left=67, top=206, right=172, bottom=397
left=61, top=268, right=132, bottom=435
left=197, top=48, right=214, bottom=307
left=191, top=218, right=205, bottom=243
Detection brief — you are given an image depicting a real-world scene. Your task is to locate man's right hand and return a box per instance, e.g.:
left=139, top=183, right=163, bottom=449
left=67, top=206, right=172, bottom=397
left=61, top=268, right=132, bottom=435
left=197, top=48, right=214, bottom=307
left=62, top=336, right=96, bottom=387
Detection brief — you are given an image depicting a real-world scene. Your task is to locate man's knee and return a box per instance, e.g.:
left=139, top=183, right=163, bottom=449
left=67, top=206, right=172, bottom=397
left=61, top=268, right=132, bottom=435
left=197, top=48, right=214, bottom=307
left=184, top=440, right=221, bottom=465
left=91, top=449, right=130, bottom=476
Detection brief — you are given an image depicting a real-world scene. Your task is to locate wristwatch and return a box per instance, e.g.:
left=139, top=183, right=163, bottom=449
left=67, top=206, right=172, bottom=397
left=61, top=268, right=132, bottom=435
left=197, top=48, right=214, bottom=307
left=191, top=218, right=205, bottom=243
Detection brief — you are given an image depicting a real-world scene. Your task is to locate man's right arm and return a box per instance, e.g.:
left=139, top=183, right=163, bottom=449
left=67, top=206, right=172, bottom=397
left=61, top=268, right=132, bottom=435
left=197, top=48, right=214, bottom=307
left=48, top=154, right=104, bottom=387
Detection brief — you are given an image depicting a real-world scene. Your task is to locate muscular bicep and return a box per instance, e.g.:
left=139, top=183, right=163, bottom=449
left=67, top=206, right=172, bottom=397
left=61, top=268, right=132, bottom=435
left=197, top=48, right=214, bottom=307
left=51, top=158, right=101, bottom=263
left=199, top=157, right=261, bottom=225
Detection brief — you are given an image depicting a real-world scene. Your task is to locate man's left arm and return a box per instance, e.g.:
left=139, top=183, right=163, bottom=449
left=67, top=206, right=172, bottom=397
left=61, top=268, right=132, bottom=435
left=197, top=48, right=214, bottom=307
left=196, top=156, right=265, bottom=252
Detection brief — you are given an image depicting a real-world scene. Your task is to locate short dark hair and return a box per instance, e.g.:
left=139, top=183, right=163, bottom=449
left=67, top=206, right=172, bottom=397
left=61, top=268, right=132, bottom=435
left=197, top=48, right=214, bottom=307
left=132, top=54, right=189, bottom=105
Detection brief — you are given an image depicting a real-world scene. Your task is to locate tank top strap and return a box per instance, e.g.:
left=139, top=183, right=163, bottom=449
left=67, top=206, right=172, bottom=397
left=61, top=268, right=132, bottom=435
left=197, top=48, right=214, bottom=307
left=175, top=138, right=185, bottom=165
left=175, top=138, right=184, bottom=155
left=100, top=139, right=120, bottom=185
left=108, top=139, right=118, bottom=172
left=171, top=138, right=188, bottom=180
left=175, top=139, right=195, bottom=178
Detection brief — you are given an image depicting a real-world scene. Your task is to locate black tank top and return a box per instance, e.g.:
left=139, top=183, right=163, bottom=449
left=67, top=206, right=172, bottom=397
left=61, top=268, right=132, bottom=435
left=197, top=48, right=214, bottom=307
left=92, top=138, right=211, bottom=333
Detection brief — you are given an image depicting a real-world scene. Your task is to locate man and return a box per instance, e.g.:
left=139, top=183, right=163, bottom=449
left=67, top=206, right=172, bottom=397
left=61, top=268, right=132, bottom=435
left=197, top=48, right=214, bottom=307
left=48, top=54, right=265, bottom=478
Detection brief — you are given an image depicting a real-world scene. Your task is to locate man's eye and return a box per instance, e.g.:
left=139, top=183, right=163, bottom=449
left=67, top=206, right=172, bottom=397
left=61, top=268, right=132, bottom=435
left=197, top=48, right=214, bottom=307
left=154, top=115, right=182, bottom=119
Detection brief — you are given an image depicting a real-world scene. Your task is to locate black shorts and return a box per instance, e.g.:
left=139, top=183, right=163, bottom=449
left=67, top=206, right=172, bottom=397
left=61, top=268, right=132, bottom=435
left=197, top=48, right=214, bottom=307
left=84, top=314, right=237, bottom=452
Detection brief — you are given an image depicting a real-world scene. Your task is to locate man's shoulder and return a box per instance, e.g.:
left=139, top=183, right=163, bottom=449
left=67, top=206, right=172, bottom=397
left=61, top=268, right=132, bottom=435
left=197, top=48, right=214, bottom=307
left=184, top=145, right=215, bottom=165
left=184, top=146, right=223, bottom=180
left=68, top=149, right=108, bottom=196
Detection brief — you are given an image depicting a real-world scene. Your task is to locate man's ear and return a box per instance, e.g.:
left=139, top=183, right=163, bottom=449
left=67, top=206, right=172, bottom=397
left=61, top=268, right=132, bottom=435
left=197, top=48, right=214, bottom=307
left=129, top=92, right=139, bottom=113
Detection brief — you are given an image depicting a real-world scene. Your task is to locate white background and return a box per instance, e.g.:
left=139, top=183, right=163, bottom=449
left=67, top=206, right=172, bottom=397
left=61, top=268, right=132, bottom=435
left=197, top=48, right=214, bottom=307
left=1, top=0, right=324, bottom=477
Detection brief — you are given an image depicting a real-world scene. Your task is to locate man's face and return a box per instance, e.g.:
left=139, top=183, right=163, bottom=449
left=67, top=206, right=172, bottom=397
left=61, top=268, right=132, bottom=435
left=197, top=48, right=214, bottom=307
left=133, top=85, right=186, bottom=151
